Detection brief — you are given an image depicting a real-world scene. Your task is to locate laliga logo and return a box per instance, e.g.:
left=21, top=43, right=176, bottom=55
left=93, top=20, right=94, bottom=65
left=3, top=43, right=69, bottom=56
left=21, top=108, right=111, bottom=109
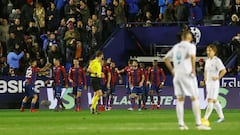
left=190, top=27, right=201, bottom=45
left=221, top=77, right=240, bottom=87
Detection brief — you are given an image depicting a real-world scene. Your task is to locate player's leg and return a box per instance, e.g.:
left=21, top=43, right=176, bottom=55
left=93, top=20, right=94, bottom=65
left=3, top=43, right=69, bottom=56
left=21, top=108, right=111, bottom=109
left=20, top=96, right=29, bottom=112
left=214, top=100, right=224, bottom=122
left=30, top=93, right=38, bottom=112
left=55, top=86, right=64, bottom=111
left=72, top=87, right=77, bottom=110
left=142, top=86, right=148, bottom=109
left=137, top=87, right=143, bottom=111
left=108, top=86, right=116, bottom=110
left=156, top=88, right=162, bottom=110
left=203, top=86, right=215, bottom=121
left=128, top=88, right=137, bottom=111
left=191, top=96, right=201, bottom=126
left=76, top=86, right=82, bottom=112
left=149, top=87, right=155, bottom=110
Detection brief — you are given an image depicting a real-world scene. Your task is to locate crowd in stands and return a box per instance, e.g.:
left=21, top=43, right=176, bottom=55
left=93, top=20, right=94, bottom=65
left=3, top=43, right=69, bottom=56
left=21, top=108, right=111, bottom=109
left=0, top=0, right=240, bottom=76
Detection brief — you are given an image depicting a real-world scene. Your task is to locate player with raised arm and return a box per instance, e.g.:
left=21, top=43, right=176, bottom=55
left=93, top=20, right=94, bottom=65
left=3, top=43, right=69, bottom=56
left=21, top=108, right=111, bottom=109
left=164, top=31, right=211, bottom=130
left=148, top=60, right=166, bottom=110
left=52, top=58, right=68, bottom=111
left=20, top=59, right=51, bottom=112
left=68, top=58, right=87, bottom=112
left=128, top=60, right=145, bottom=111
left=200, top=44, right=227, bottom=124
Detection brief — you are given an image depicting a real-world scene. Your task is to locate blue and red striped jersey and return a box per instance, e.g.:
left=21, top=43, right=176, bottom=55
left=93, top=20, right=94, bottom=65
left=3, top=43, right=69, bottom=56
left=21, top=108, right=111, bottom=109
left=52, top=65, right=68, bottom=86
left=149, top=66, right=166, bottom=86
left=128, top=68, right=144, bottom=86
left=25, top=66, right=40, bottom=85
left=68, top=67, right=87, bottom=87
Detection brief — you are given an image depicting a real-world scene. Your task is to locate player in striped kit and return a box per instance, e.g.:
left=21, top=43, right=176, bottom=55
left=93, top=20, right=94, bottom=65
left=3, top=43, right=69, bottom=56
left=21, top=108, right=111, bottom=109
left=200, top=44, right=226, bottom=124
left=52, top=58, right=68, bottom=111
left=68, top=58, right=87, bottom=112
left=148, top=60, right=166, bottom=110
left=128, top=60, right=145, bottom=111
left=139, top=63, right=149, bottom=110
left=20, top=59, right=50, bottom=112
left=106, top=61, right=122, bottom=110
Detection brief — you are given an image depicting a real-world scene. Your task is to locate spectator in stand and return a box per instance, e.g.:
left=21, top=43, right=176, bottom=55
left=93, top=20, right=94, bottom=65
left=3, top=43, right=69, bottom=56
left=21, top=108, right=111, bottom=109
left=143, top=11, right=153, bottom=25
left=64, top=0, right=78, bottom=20
left=0, top=41, right=8, bottom=75
left=229, top=14, right=240, bottom=26
left=64, top=20, right=81, bottom=70
left=175, top=0, right=189, bottom=25
left=231, top=32, right=240, bottom=69
left=158, top=0, right=173, bottom=21
left=162, top=4, right=176, bottom=25
left=54, top=0, right=66, bottom=19
left=92, top=14, right=103, bottom=34
left=9, top=18, right=24, bottom=41
left=77, top=0, right=91, bottom=25
left=9, top=8, right=21, bottom=25
left=113, top=0, right=126, bottom=27
left=21, top=0, right=34, bottom=29
left=56, top=19, right=67, bottom=61
left=7, top=31, right=18, bottom=52
left=46, top=2, right=60, bottom=32
left=97, top=0, right=110, bottom=20
left=34, top=1, right=46, bottom=33
left=48, top=44, right=62, bottom=64
left=88, top=25, right=101, bottom=55
left=188, top=2, right=203, bottom=25
left=7, top=48, right=24, bottom=75
left=0, top=19, right=9, bottom=45
left=232, top=0, right=240, bottom=17
left=126, top=0, right=140, bottom=22
left=26, top=20, right=39, bottom=42
left=102, top=8, right=116, bottom=41
left=196, top=58, right=205, bottom=75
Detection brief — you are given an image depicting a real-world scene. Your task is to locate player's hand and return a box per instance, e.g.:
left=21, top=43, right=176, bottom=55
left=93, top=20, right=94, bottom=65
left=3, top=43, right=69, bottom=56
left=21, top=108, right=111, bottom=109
left=159, top=84, right=163, bottom=88
left=84, top=85, right=87, bottom=91
left=212, top=77, right=219, bottom=81
left=119, top=79, right=123, bottom=84
left=200, top=80, right=205, bottom=87
left=69, top=79, right=73, bottom=83
left=139, top=82, right=143, bottom=87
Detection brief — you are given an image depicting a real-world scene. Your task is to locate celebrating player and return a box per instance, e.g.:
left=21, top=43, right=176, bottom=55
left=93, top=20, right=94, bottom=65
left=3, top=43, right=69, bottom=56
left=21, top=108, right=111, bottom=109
left=200, top=44, right=226, bottom=124
left=148, top=60, right=166, bottom=110
left=52, top=58, right=68, bottom=111
left=164, top=31, right=211, bottom=130
left=128, top=60, right=145, bottom=111
left=107, top=61, right=122, bottom=110
left=68, top=58, right=87, bottom=112
left=20, top=59, right=50, bottom=112
left=87, top=51, right=104, bottom=114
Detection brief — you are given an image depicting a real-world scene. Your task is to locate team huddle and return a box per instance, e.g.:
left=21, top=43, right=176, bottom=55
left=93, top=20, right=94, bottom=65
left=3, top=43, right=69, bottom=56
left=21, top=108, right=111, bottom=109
left=19, top=31, right=226, bottom=131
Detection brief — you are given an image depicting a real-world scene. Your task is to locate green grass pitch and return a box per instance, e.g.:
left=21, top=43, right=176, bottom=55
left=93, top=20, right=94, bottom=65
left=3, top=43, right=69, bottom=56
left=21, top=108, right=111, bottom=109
left=0, top=109, right=239, bottom=135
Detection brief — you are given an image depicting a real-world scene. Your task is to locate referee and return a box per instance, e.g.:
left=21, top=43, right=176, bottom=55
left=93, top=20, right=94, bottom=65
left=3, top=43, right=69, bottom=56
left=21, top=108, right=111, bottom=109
left=87, top=51, right=104, bottom=114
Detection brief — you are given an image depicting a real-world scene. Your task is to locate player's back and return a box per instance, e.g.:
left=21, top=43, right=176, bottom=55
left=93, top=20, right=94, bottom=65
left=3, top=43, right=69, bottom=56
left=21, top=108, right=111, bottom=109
left=171, top=41, right=196, bottom=75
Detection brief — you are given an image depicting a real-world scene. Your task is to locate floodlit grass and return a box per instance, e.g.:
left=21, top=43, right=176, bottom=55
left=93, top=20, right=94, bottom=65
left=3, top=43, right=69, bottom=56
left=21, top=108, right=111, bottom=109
left=0, top=109, right=239, bottom=135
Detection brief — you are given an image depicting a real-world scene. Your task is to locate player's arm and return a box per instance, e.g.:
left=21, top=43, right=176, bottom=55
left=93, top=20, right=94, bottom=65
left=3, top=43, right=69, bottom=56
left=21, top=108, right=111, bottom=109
left=139, top=71, right=145, bottom=87
left=61, top=67, right=68, bottom=88
left=190, top=54, right=196, bottom=76
left=212, top=68, right=227, bottom=81
left=39, top=63, right=52, bottom=72
left=68, top=68, right=73, bottom=83
left=164, top=57, right=174, bottom=76
left=107, top=69, right=111, bottom=89
left=82, top=69, right=87, bottom=90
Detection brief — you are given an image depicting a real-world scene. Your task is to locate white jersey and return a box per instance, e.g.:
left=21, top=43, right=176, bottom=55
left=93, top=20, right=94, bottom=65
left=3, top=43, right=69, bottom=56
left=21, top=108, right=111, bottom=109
left=166, top=41, right=198, bottom=97
left=205, top=56, right=225, bottom=86
left=165, top=41, right=196, bottom=75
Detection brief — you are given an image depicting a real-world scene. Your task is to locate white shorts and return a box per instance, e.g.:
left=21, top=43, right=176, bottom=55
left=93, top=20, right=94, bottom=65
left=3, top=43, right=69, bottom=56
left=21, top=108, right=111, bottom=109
left=173, top=74, right=199, bottom=97
left=206, top=85, right=219, bottom=100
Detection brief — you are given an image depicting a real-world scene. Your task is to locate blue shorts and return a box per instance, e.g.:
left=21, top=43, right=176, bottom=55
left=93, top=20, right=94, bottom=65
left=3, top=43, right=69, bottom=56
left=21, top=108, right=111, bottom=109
left=142, top=86, right=149, bottom=95
left=54, top=85, right=62, bottom=94
left=72, top=85, right=83, bottom=95
left=131, top=86, right=143, bottom=95
left=150, top=85, right=162, bottom=93
left=25, top=84, right=36, bottom=97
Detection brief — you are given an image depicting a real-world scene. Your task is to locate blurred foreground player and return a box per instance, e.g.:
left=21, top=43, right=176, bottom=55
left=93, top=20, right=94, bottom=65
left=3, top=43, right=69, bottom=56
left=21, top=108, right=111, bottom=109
left=164, top=31, right=211, bottom=130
